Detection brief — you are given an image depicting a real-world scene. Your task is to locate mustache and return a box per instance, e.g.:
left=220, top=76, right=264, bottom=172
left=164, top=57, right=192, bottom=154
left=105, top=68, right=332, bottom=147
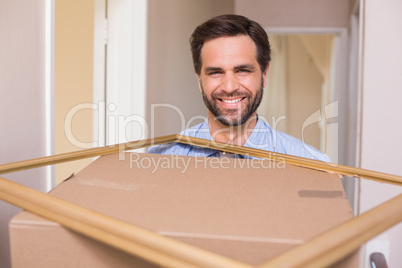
left=211, top=90, right=250, bottom=99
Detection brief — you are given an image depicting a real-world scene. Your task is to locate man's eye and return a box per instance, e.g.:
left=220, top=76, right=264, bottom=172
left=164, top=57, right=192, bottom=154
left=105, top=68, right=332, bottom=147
left=209, top=71, right=223, bottom=76
left=237, top=69, right=250, bottom=74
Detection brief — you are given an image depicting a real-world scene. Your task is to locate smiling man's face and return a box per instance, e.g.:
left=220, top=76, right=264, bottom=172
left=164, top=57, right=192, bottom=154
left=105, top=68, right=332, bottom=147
left=197, top=35, right=268, bottom=126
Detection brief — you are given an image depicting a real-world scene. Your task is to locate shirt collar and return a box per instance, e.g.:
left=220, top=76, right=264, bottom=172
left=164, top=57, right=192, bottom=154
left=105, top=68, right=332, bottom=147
left=193, top=116, right=267, bottom=158
left=243, top=116, right=271, bottom=149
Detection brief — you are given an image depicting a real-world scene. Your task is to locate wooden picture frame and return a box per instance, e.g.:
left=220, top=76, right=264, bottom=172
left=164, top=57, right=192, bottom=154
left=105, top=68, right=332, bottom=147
left=1, top=135, right=401, bottom=267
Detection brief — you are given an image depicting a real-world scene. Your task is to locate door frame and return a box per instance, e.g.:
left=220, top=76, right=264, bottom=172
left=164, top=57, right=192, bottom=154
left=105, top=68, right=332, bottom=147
left=264, top=26, right=358, bottom=212
left=93, top=0, right=148, bottom=148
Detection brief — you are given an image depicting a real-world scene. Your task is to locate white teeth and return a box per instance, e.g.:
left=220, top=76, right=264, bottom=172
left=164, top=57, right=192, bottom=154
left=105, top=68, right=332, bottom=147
left=222, top=98, right=243, bottom=103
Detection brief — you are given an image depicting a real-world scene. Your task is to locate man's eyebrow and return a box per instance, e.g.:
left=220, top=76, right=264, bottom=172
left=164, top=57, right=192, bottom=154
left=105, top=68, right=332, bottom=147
left=204, top=67, right=223, bottom=73
left=204, top=64, right=257, bottom=73
left=234, top=64, right=257, bottom=70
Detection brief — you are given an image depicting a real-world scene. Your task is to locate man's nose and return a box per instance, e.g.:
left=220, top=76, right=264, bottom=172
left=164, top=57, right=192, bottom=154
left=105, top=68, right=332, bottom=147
left=222, top=72, right=239, bottom=93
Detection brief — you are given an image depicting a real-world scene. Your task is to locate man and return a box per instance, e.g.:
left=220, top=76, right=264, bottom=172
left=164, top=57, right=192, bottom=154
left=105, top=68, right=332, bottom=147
left=149, top=14, right=330, bottom=162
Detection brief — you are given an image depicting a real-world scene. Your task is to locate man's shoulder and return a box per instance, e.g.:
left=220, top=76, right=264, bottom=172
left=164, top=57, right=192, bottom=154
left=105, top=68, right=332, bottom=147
left=252, top=119, right=331, bottom=162
left=274, top=130, right=330, bottom=162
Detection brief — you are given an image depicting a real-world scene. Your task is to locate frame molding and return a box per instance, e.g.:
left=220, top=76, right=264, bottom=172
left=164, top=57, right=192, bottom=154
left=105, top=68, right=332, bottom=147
left=1, top=136, right=401, bottom=267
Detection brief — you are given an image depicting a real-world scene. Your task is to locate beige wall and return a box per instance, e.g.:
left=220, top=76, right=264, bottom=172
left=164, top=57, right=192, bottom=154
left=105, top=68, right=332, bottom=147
left=55, top=0, right=94, bottom=184
left=359, top=0, right=402, bottom=267
left=235, top=0, right=351, bottom=27
left=147, top=0, right=234, bottom=137
left=0, top=1, right=50, bottom=267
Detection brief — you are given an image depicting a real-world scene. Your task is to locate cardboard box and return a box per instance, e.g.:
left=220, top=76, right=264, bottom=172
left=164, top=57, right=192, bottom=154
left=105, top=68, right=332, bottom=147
left=9, top=152, right=359, bottom=267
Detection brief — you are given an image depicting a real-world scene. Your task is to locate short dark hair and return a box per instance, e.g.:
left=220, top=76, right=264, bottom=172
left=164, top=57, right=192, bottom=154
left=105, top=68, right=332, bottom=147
left=190, top=14, right=271, bottom=75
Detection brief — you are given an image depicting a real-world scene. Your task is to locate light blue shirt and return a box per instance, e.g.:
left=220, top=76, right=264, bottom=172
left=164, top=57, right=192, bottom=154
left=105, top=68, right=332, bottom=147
left=148, top=117, right=330, bottom=162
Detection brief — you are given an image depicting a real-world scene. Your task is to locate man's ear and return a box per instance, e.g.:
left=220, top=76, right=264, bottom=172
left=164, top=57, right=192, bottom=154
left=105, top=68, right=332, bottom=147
left=262, top=63, right=270, bottom=88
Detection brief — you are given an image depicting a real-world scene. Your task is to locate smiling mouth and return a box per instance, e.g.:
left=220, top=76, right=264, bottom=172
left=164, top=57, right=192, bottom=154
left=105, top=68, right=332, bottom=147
left=219, top=97, right=245, bottom=104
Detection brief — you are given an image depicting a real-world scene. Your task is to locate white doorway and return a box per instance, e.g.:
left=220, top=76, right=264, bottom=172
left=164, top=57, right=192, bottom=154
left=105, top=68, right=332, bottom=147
left=93, top=0, right=148, bottom=148
left=259, top=28, right=349, bottom=164
left=259, top=28, right=357, bottom=210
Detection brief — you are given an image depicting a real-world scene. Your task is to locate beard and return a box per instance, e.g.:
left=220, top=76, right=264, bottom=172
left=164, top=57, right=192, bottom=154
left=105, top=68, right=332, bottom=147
left=201, top=77, right=264, bottom=126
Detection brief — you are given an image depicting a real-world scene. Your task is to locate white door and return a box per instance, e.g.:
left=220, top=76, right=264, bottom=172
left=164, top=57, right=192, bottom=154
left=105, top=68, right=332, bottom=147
left=93, top=0, right=148, bottom=148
